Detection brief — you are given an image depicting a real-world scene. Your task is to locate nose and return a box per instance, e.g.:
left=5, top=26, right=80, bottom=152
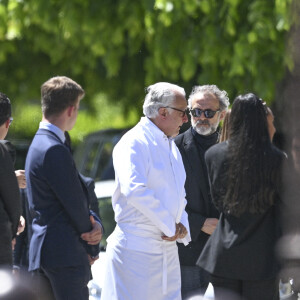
left=198, top=111, right=206, bottom=120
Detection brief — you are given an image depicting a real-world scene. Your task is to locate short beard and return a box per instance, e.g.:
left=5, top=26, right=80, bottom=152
left=192, top=119, right=219, bottom=136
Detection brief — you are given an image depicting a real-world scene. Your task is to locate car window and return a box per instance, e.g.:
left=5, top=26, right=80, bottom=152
left=95, top=141, right=115, bottom=181
left=82, top=141, right=102, bottom=178
left=74, top=129, right=127, bottom=180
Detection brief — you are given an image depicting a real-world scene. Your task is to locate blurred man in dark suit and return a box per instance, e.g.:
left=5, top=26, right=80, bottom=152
left=0, top=92, right=21, bottom=268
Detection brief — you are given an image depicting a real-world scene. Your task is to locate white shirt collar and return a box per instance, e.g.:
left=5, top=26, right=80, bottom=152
left=39, top=121, right=66, bottom=143
left=141, top=117, right=171, bottom=141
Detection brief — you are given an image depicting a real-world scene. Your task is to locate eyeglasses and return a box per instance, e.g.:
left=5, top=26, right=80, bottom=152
left=190, top=108, right=220, bottom=119
left=164, top=106, right=188, bottom=117
left=9, top=117, right=13, bottom=125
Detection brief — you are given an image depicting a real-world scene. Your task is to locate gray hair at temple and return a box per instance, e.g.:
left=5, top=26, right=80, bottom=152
left=188, top=85, right=230, bottom=111
left=143, top=82, right=186, bottom=118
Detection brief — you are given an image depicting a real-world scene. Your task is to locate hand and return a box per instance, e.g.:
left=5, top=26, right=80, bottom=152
left=162, top=223, right=188, bottom=241
left=87, top=254, right=99, bottom=265
left=201, top=218, right=218, bottom=235
left=15, top=170, right=26, bottom=189
left=17, top=216, right=25, bottom=235
left=81, top=216, right=103, bottom=245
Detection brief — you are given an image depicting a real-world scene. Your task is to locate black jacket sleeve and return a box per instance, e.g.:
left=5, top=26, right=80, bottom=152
left=0, top=143, right=21, bottom=238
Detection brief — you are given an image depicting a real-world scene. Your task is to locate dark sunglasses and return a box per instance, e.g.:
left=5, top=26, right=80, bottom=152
left=9, top=117, right=13, bottom=125
left=164, top=106, right=188, bottom=117
left=190, top=108, right=220, bottom=119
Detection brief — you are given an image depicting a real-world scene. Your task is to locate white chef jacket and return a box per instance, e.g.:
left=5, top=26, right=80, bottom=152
left=101, top=117, right=191, bottom=300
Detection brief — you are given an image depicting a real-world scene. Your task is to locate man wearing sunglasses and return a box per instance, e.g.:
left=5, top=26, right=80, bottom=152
left=174, top=85, right=229, bottom=299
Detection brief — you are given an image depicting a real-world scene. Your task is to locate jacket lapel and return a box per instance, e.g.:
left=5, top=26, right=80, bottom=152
left=182, top=129, right=202, bottom=179
left=182, top=129, right=211, bottom=204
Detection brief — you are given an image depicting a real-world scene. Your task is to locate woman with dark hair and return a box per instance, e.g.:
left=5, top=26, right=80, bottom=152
left=197, top=93, right=285, bottom=300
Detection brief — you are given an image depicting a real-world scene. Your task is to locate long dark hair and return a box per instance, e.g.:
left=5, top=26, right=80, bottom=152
left=223, top=93, right=280, bottom=216
left=219, top=109, right=231, bottom=142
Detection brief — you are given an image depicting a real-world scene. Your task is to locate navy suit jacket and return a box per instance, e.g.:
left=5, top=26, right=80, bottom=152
left=25, top=129, right=99, bottom=271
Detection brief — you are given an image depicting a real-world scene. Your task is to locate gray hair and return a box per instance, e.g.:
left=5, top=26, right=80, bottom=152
left=188, top=85, right=230, bottom=111
left=143, top=82, right=186, bottom=118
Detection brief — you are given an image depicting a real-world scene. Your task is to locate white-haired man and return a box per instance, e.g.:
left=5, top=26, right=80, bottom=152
left=101, top=82, right=191, bottom=300
left=174, top=85, right=230, bottom=299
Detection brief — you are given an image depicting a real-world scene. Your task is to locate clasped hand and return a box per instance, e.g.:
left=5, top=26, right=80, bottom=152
left=161, top=222, right=187, bottom=241
left=81, top=215, right=103, bottom=245
left=81, top=216, right=103, bottom=265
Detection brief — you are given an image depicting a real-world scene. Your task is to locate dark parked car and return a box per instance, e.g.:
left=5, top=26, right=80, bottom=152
left=74, top=128, right=130, bottom=182
left=7, top=139, right=31, bottom=170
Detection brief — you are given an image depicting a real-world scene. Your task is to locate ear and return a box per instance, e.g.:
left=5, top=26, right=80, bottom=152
left=67, top=105, right=75, bottom=117
left=5, top=119, right=10, bottom=129
left=158, top=107, right=167, bottom=119
left=219, top=110, right=226, bottom=121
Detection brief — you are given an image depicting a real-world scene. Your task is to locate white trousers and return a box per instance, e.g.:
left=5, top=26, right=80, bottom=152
left=101, top=227, right=181, bottom=300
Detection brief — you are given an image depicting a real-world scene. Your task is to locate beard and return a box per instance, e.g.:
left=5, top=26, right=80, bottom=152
left=192, top=118, right=220, bottom=136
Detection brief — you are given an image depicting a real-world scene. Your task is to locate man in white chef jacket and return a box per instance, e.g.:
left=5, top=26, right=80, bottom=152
left=101, top=82, right=191, bottom=300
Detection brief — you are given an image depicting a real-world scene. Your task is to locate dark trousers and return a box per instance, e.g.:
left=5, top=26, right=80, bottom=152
left=32, top=264, right=90, bottom=300
left=181, top=265, right=210, bottom=299
left=31, top=269, right=56, bottom=300
left=0, top=223, right=13, bottom=266
left=43, top=264, right=91, bottom=300
left=210, top=274, right=279, bottom=300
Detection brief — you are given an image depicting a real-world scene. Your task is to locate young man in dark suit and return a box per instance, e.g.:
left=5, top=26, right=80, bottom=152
left=174, top=85, right=229, bottom=299
left=25, top=76, right=102, bottom=300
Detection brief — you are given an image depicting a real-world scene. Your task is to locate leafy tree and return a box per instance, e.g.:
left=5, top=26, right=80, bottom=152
left=0, top=0, right=294, bottom=129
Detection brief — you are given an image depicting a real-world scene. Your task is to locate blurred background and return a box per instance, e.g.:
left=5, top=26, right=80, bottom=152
left=0, top=0, right=298, bottom=151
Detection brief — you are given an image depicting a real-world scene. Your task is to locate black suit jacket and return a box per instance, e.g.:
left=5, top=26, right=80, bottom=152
left=0, top=142, right=21, bottom=265
left=174, top=128, right=219, bottom=266
left=25, top=129, right=100, bottom=271
left=197, top=141, right=285, bottom=280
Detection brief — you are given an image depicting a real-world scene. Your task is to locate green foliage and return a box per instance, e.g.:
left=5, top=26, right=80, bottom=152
left=8, top=103, right=41, bottom=139
left=7, top=93, right=139, bottom=146
left=72, top=93, right=138, bottom=145
left=0, top=0, right=294, bottom=123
